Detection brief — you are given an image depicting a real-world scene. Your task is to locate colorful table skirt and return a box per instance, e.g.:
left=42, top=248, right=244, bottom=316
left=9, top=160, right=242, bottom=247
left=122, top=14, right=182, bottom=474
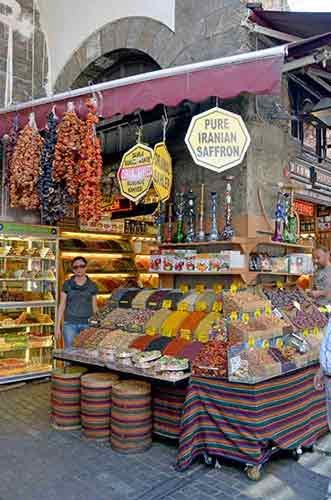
left=177, top=365, right=328, bottom=470
left=153, top=384, right=187, bottom=439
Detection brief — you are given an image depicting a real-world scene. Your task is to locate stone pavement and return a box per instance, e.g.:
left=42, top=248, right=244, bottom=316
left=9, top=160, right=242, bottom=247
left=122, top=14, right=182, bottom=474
left=0, top=381, right=331, bottom=500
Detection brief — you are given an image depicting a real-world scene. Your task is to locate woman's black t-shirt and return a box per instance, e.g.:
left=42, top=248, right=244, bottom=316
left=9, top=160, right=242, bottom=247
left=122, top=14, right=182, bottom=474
left=63, top=277, right=98, bottom=324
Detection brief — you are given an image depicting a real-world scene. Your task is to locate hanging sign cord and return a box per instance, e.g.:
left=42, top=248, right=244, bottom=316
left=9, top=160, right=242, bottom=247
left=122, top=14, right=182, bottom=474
left=162, top=106, right=169, bottom=143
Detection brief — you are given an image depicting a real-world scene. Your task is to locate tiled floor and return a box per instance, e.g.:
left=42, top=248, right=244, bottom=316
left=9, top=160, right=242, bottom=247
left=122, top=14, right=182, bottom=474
left=0, top=381, right=330, bottom=500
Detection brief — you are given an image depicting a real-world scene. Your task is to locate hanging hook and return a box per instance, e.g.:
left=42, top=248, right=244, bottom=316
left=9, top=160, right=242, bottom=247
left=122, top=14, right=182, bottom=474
left=215, top=96, right=220, bottom=108
left=136, top=111, right=143, bottom=144
left=51, top=105, right=58, bottom=120
left=162, top=105, right=169, bottom=143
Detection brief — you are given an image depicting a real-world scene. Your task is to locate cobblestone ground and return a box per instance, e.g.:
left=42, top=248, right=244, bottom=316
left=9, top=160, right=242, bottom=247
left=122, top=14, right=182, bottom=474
left=0, top=381, right=331, bottom=500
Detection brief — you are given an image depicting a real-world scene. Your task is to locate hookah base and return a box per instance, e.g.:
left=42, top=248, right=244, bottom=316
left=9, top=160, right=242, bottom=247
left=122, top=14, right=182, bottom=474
left=220, top=225, right=234, bottom=241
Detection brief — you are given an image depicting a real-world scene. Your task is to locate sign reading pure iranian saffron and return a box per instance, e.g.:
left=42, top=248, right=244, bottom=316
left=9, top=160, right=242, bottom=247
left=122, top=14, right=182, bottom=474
left=117, top=144, right=153, bottom=202
left=185, top=107, right=251, bottom=173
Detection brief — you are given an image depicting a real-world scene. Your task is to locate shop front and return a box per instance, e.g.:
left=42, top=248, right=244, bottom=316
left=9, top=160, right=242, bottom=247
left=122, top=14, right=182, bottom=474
left=0, top=39, right=330, bottom=480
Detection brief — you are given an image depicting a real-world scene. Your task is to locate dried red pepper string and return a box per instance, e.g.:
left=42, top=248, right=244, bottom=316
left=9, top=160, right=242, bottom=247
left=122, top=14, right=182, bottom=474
left=53, top=110, right=82, bottom=199
left=78, top=99, right=103, bottom=225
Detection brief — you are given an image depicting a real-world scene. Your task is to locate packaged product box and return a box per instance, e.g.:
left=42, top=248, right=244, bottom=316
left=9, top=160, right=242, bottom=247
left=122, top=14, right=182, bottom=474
left=271, top=256, right=289, bottom=273
left=195, top=254, right=210, bottom=273
left=288, top=254, right=313, bottom=275
left=150, top=253, right=162, bottom=272
left=162, top=253, right=175, bottom=272
left=229, top=251, right=245, bottom=269
left=173, top=251, right=187, bottom=272
left=184, top=251, right=197, bottom=272
left=208, top=253, right=230, bottom=272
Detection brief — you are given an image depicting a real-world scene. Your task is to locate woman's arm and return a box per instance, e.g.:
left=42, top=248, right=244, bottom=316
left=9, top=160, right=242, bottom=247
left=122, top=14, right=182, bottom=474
left=55, top=291, right=67, bottom=338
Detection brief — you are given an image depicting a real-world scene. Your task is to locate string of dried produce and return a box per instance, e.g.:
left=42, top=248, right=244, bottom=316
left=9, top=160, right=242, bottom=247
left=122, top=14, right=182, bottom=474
left=9, top=115, right=44, bottom=209
left=53, top=108, right=82, bottom=199
left=39, top=111, right=71, bottom=225
left=78, top=99, right=102, bottom=225
left=4, top=115, right=20, bottom=188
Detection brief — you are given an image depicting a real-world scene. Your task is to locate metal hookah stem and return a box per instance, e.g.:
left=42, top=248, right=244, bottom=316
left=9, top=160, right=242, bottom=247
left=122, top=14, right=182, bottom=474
left=198, top=183, right=205, bottom=240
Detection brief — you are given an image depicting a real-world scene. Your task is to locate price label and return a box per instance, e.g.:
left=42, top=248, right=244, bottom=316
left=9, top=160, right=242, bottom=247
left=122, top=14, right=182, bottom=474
left=195, top=283, right=205, bottom=294
left=178, top=302, right=189, bottom=312
left=230, top=311, right=238, bottom=322
left=146, top=327, right=156, bottom=337
left=242, top=313, right=250, bottom=323
left=195, top=301, right=207, bottom=312
left=180, top=284, right=189, bottom=294
left=262, top=339, right=270, bottom=349
left=197, top=332, right=209, bottom=343
left=248, top=336, right=255, bottom=348
left=162, top=300, right=172, bottom=310
left=276, top=338, right=284, bottom=349
left=163, top=327, right=174, bottom=337
left=230, top=284, right=238, bottom=295
left=265, top=305, right=272, bottom=316
left=254, top=309, right=261, bottom=319
left=230, top=355, right=241, bottom=374
left=276, top=281, right=284, bottom=289
left=313, top=326, right=320, bottom=336
left=213, top=284, right=223, bottom=294
left=303, top=328, right=309, bottom=338
left=180, top=329, right=192, bottom=341
left=293, top=301, right=301, bottom=311
left=212, top=302, right=222, bottom=313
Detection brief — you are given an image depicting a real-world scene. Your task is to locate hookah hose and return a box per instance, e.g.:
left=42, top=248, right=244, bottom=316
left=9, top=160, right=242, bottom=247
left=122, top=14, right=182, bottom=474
left=257, top=186, right=274, bottom=233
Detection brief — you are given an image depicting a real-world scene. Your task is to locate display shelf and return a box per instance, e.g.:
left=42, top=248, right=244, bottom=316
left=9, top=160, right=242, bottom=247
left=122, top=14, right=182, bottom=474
left=0, top=278, right=56, bottom=282
left=53, top=350, right=190, bottom=384
left=0, top=322, right=53, bottom=330
left=0, top=368, right=52, bottom=385
left=0, top=256, right=56, bottom=261
left=0, top=300, right=56, bottom=309
left=158, top=269, right=245, bottom=276
left=160, top=238, right=248, bottom=248
left=61, top=251, right=133, bottom=258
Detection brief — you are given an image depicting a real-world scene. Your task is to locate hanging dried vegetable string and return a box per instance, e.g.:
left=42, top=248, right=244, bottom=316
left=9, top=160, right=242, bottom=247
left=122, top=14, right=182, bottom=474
left=53, top=106, right=82, bottom=200
left=5, top=115, right=20, bottom=189
left=10, top=114, right=43, bottom=209
left=39, top=111, right=70, bottom=225
left=78, top=99, right=102, bottom=225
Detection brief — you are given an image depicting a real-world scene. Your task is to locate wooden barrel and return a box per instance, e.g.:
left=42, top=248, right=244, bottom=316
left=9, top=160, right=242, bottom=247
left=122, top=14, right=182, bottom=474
left=81, top=372, right=119, bottom=441
left=51, top=367, right=87, bottom=430
left=111, top=380, right=152, bottom=453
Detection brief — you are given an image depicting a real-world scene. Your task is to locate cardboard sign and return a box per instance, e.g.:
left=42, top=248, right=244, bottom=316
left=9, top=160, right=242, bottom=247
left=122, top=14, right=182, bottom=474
left=152, top=142, right=172, bottom=201
left=117, top=143, right=153, bottom=202
left=185, top=107, right=251, bottom=174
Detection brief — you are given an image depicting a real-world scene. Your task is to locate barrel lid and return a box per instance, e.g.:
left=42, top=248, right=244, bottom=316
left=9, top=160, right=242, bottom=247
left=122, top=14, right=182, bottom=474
left=52, top=367, right=88, bottom=378
left=81, top=372, right=119, bottom=386
left=113, top=380, right=151, bottom=395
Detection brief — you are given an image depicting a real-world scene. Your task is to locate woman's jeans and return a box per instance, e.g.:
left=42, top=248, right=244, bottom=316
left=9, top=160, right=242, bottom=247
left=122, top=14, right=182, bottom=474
left=63, top=322, right=89, bottom=348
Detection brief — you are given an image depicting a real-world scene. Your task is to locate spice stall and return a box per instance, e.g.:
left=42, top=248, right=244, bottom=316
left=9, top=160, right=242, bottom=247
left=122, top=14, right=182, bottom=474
left=0, top=41, right=329, bottom=479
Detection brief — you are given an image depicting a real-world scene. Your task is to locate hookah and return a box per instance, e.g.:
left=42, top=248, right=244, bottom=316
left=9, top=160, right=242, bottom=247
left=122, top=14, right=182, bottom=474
left=174, top=192, right=186, bottom=243
left=155, top=201, right=166, bottom=244
left=208, top=192, right=220, bottom=241
left=186, top=189, right=197, bottom=242
left=197, top=183, right=206, bottom=241
left=165, top=202, right=173, bottom=244
left=220, top=176, right=235, bottom=240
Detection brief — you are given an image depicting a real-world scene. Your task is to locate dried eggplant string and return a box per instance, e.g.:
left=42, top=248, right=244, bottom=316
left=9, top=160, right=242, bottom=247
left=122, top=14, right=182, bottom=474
left=39, top=111, right=70, bottom=224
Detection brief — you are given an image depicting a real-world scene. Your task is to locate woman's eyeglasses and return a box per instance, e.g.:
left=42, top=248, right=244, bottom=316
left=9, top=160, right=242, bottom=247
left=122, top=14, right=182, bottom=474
left=72, top=264, right=86, bottom=270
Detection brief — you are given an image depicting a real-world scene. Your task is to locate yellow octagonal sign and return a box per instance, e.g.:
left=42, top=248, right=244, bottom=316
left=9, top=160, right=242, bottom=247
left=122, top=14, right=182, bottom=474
left=185, top=107, right=251, bottom=173
left=117, top=143, right=153, bottom=202
left=152, top=142, right=173, bottom=202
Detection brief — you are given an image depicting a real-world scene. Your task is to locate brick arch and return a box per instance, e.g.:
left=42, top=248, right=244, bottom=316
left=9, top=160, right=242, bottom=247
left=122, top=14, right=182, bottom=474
left=54, top=17, right=176, bottom=93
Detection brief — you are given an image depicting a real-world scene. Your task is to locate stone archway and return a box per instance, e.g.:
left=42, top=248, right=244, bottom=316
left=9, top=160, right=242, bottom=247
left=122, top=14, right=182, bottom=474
left=54, top=17, right=176, bottom=93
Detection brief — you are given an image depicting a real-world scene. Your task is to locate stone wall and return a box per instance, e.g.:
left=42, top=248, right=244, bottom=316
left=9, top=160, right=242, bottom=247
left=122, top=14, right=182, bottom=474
left=0, top=0, right=48, bottom=107
left=55, top=0, right=250, bottom=92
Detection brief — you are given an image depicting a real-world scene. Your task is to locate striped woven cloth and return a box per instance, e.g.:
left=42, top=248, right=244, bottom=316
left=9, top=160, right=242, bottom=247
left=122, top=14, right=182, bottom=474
left=177, top=365, right=328, bottom=470
left=152, top=385, right=187, bottom=439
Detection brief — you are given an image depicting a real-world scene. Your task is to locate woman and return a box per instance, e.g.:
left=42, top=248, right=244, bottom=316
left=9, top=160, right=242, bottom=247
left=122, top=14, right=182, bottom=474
left=55, top=256, right=98, bottom=347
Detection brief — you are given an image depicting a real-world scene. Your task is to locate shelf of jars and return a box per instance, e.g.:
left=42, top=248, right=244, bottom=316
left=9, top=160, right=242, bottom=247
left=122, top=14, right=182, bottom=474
left=0, top=223, right=58, bottom=383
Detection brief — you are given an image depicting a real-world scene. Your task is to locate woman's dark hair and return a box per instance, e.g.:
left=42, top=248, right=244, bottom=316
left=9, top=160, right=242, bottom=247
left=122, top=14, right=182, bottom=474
left=72, top=256, right=87, bottom=267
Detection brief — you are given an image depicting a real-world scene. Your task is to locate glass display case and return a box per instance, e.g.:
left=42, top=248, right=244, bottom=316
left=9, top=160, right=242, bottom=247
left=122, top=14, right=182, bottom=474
left=0, top=222, right=58, bottom=383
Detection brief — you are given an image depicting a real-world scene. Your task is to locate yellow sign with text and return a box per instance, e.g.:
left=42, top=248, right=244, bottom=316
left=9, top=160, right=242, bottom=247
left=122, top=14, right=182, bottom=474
left=152, top=142, right=172, bottom=202
left=117, top=143, right=153, bottom=202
